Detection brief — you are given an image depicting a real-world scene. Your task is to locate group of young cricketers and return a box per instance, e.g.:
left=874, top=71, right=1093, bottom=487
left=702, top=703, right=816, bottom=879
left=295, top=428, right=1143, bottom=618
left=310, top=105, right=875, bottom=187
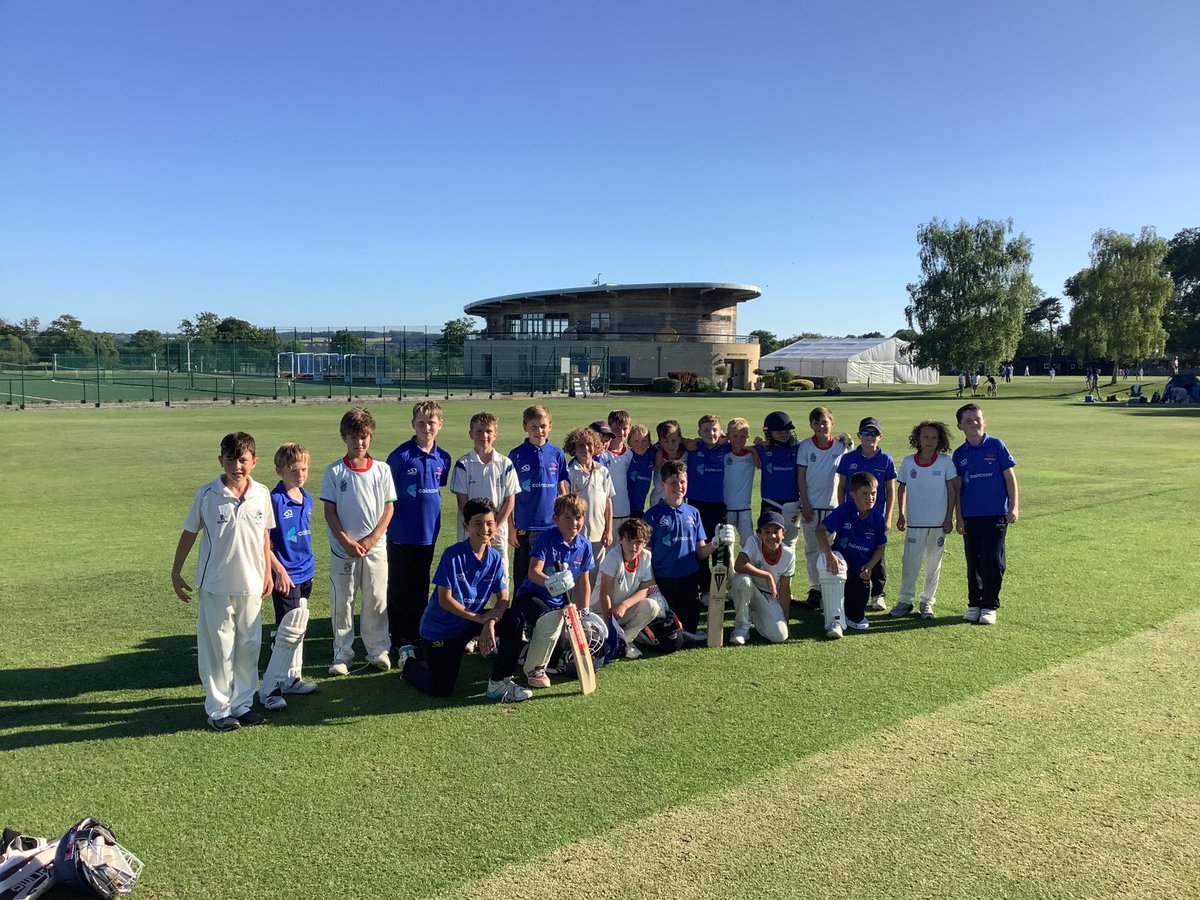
left=170, top=398, right=1019, bottom=731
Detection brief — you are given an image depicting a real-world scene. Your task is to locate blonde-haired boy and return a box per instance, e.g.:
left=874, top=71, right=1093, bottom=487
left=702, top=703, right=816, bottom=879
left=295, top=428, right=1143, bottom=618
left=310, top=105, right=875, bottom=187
left=450, top=412, right=521, bottom=585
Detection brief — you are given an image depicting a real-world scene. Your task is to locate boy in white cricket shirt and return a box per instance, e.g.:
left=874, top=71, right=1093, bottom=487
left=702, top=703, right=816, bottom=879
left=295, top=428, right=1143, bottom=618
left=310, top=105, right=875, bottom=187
left=722, top=417, right=759, bottom=546
left=321, top=407, right=396, bottom=675
left=171, top=432, right=275, bottom=732
left=450, top=412, right=521, bottom=585
left=728, top=511, right=792, bottom=645
left=599, top=410, right=634, bottom=533
left=798, top=406, right=852, bottom=610
left=892, top=420, right=957, bottom=620
left=566, top=427, right=615, bottom=596
left=594, top=517, right=664, bottom=659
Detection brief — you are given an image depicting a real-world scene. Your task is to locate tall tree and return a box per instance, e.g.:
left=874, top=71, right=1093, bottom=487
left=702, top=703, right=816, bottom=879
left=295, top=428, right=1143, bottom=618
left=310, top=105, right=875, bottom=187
left=438, top=317, right=480, bottom=356
left=1062, top=227, right=1172, bottom=380
left=749, top=329, right=780, bottom=354
left=904, top=218, right=1035, bottom=373
left=331, top=329, right=367, bottom=354
left=179, top=312, right=220, bottom=341
left=1163, top=227, right=1200, bottom=362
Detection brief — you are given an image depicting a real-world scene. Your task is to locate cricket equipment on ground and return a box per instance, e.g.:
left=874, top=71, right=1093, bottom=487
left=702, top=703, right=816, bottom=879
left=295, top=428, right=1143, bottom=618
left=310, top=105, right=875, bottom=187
left=54, top=818, right=143, bottom=898
left=544, top=569, right=575, bottom=598
left=486, top=677, right=532, bottom=702
left=817, top=551, right=847, bottom=636
left=623, top=643, right=642, bottom=659
left=636, top=611, right=685, bottom=654
left=978, top=609, right=997, bottom=625
left=1, top=837, right=58, bottom=900
left=963, top=606, right=982, bottom=623
left=523, top=606, right=566, bottom=673
left=563, top=603, right=597, bottom=695
left=557, top=609, right=609, bottom=678
left=260, top=601, right=310, bottom=702
left=706, top=537, right=731, bottom=648
left=889, top=601, right=914, bottom=618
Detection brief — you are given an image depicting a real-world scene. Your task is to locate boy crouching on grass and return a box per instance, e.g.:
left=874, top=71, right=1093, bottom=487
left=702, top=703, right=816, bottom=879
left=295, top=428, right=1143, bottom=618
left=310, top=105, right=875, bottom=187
left=261, top=443, right=319, bottom=711
left=594, top=517, right=663, bottom=659
left=398, top=498, right=514, bottom=700
left=728, top=511, right=792, bottom=645
left=489, top=493, right=594, bottom=694
left=171, top=432, right=274, bottom=733
left=815, top=472, right=887, bottom=639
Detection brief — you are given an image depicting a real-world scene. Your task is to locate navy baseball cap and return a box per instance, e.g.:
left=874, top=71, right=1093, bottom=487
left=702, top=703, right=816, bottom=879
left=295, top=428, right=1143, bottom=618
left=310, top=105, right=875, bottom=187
left=858, top=416, right=882, bottom=434
left=763, top=411, right=794, bottom=431
left=757, top=511, right=786, bottom=530
left=589, top=420, right=615, bottom=437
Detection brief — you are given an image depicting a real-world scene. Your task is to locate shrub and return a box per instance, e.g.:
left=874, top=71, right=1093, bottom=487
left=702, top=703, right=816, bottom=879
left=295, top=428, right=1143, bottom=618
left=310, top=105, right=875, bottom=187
left=789, top=378, right=815, bottom=391
left=763, top=369, right=793, bottom=390
left=667, top=370, right=698, bottom=392
left=610, top=382, right=651, bottom=392
left=651, top=377, right=681, bottom=394
left=695, top=376, right=719, bottom=393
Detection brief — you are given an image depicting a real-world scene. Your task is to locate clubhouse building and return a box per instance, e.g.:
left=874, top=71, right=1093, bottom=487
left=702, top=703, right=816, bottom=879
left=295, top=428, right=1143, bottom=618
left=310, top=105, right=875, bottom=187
left=462, top=282, right=762, bottom=389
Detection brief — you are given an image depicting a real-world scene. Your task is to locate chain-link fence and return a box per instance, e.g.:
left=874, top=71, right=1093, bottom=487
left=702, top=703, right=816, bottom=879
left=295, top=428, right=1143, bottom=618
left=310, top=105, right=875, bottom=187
left=0, top=326, right=610, bottom=409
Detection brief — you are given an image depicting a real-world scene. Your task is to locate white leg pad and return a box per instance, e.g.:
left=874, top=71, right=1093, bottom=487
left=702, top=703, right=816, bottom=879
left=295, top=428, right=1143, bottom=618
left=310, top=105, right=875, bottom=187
left=261, top=601, right=309, bottom=697
left=817, top=552, right=848, bottom=632
left=523, top=608, right=565, bottom=674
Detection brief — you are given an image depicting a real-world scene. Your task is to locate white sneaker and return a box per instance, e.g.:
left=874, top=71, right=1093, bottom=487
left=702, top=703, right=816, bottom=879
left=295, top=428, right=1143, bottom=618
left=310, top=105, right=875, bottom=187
left=328, top=661, right=350, bottom=676
left=682, top=629, right=708, bottom=643
left=963, top=606, right=982, bottom=623
left=846, top=617, right=870, bottom=631
left=825, top=621, right=843, bottom=639
left=624, top=643, right=643, bottom=660
left=262, top=688, right=287, bottom=711
left=487, top=677, right=532, bottom=703
left=978, top=609, right=997, bottom=625
left=284, top=677, right=318, bottom=695
left=369, top=654, right=391, bottom=672
left=464, top=638, right=478, bottom=654
left=919, top=601, right=935, bottom=620
left=867, top=594, right=887, bottom=611
left=728, top=626, right=749, bottom=646
left=889, top=601, right=914, bottom=618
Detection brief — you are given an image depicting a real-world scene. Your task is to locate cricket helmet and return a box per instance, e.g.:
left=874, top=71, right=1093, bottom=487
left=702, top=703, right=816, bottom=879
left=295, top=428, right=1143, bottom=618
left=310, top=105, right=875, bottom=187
left=637, top=611, right=685, bottom=654
left=54, top=818, right=144, bottom=897
left=560, top=609, right=609, bottom=676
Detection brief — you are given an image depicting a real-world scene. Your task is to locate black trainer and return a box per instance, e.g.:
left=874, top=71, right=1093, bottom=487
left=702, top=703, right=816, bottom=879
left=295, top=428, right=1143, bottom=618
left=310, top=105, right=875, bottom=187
left=235, top=709, right=267, bottom=727
left=208, top=715, right=241, bottom=733
left=803, top=588, right=822, bottom=611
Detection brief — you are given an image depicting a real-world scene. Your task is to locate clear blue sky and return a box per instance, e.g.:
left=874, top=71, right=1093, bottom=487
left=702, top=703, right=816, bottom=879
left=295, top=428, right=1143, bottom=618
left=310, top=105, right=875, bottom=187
left=2, top=0, right=1196, bottom=337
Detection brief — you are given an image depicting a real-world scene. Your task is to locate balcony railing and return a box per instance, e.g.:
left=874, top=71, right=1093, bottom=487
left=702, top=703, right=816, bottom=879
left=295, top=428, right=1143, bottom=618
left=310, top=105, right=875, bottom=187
left=469, top=331, right=760, bottom=345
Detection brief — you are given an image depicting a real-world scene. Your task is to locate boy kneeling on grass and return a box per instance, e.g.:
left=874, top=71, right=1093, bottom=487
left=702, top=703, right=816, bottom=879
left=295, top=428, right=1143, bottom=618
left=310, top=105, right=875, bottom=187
left=815, top=472, right=887, bottom=639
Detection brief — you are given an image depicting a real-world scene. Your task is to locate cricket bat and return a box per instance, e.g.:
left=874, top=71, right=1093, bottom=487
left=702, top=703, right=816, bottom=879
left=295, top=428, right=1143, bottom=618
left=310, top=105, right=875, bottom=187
left=707, top=534, right=732, bottom=648
left=557, top=564, right=596, bottom=695
left=0, top=839, right=59, bottom=900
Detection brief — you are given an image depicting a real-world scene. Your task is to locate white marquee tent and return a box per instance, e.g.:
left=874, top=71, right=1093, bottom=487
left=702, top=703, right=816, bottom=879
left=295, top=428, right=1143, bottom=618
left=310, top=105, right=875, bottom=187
left=759, top=337, right=939, bottom=385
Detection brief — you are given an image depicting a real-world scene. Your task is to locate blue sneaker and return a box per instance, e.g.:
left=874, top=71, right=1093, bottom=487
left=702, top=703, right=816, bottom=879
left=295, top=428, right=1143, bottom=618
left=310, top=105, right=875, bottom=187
left=845, top=617, right=870, bottom=631
left=486, top=677, right=532, bottom=703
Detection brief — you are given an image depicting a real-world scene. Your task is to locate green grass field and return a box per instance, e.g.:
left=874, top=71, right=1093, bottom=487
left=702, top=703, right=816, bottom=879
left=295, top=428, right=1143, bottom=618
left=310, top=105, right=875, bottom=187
left=1, top=378, right=1197, bottom=899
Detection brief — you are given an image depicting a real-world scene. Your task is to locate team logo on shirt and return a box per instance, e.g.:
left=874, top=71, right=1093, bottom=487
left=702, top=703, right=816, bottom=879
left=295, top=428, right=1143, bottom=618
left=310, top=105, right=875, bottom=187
left=217, top=512, right=230, bottom=524
left=809, top=452, right=817, bottom=462
left=846, top=462, right=859, bottom=471
left=908, top=468, right=918, bottom=479
left=339, top=479, right=349, bottom=491
left=406, top=467, right=418, bottom=476
left=254, top=511, right=265, bottom=523
left=407, top=484, right=418, bottom=497
left=547, top=463, right=559, bottom=474
left=520, top=464, right=531, bottom=473
left=282, top=508, right=294, bottom=519
left=286, top=526, right=298, bottom=543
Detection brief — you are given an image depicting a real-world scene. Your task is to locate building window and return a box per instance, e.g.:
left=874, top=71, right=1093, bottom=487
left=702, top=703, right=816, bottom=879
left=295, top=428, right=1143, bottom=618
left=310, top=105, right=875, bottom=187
left=590, top=311, right=611, bottom=333
left=504, top=312, right=569, bottom=339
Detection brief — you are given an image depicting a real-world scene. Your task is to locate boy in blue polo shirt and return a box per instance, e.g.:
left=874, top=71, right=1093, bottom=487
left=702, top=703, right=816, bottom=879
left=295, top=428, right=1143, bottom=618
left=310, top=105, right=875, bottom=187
left=508, top=404, right=570, bottom=584
left=953, top=403, right=1019, bottom=626
left=835, top=416, right=896, bottom=611
left=260, top=443, right=318, bottom=711
left=816, top=472, right=887, bottom=637
left=684, top=414, right=730, bottom=589
left=491, top=493, right=594, bottom=692
left=386, top=400, right=453, bottom=658
left=644, top=460, right=734, bottom=642
left=398, top=497, right=530, bottom=702
left=625, top=424, right=656, bottom=517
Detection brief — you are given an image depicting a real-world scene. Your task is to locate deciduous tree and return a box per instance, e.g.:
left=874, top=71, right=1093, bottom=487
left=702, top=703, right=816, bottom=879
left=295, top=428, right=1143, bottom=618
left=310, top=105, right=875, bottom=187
left=1164, top=227, right=1200, bottom=362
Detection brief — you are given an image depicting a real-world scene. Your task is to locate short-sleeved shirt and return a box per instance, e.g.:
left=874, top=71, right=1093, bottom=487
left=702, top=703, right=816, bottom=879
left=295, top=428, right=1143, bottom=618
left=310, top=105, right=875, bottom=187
left=821, top=502, right=887, bottom=571
left=626, top=448, right=657, bottom=515
left=759, top=441, right=800, bottom=504
left=643, top=500, right=708, bottom=578
left=419, top=539, right=507, bottom=641
left=509, top=440, right=570, bottom=532
left=739, top=534, right=796, bottom=592
left=723, top=449, right=757, bottom=511
left=686, top=440, right=728, bottom=503
left=595, top=547, right=653, bottom=610
left=568, top=459, right=615, bottom=542
left=602, top=447, right=634, bottom=518
left=269, top=482, right=314, bottom=583
left=646, top=447, right=687, bottom=509
left=450, top=448, right=521, bottom=540
left=517, top=529, right=595, bottom=608
left=836, top=448, right=897, bottom=514
left=953, top=435, right=1016, bottom=517
left=183, top=477, right=275, bottom=595
left=386, top=439, right=451, bottom=545
left=798, top=436, right=847, bottom=509
left=320, top=456, right=396, bottom=558
left=897, top=453, right=957, bottom=527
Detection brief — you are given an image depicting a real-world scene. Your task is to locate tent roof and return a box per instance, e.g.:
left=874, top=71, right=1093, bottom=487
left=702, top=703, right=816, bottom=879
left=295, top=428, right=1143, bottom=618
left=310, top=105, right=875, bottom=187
left=761, top=337, right=901, bottom=363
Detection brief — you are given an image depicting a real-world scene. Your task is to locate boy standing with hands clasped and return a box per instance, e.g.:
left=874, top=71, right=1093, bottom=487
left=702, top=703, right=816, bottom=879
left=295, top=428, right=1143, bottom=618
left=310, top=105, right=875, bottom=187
left=953, top=404, right=1018, bottom=625
left=322, top=407, right=395, bottom=674
left=508, top=405, right=570, bottom=584
left=171, top=432, right=274, bottom=732
left=891, top=420, right=957, bottom=620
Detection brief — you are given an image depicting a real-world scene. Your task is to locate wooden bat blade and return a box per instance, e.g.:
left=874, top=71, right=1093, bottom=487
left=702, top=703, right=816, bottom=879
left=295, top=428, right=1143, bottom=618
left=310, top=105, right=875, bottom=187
left=564, top=603, right=597, bottom=695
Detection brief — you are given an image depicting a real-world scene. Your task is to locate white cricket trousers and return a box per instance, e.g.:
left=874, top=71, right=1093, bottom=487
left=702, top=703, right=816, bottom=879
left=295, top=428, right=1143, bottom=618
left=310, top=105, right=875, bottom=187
left=726, top=509, right=754, bottom=547
left=897, top=527, right=948, bottom=607
left=800, top=508, right=833, bottom=591
left=728, top=574, right=788, bottom=643
left=196, top=590, right=262, bottom=720
left=328, top=548, right=390, bottom=664
left=615, top=592, right=667, bottom=643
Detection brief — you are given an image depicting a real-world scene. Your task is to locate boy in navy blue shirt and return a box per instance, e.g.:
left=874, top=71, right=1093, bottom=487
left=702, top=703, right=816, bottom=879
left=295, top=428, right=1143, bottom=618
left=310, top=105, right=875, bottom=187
left=398, top=498, right=530, bottom=702
left=683, top=414, right=730, bottom=589
left=261, top=443, right=318, bottom=710
left=508, top=404, right=570, bottom=584
left=491, top=493, right=594, bottom=692
left=835, top=416, right=897, bottom=611
left=816, top=472, right=887, bottom=636
left=625, top=424, right=656, bottom=517
left=953, top=403, right=1019, bottom=626
left=386, top=400, right=453, bottom=657
left=644, top=460, right=733, bottom=641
